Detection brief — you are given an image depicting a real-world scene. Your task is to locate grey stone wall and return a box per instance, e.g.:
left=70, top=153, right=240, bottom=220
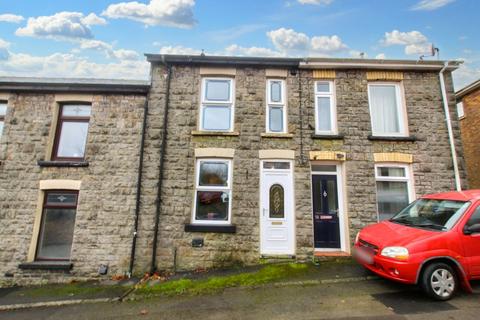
left=0, top=93, right=146, bottom=285
left=136, top=64, right=466, bottom=273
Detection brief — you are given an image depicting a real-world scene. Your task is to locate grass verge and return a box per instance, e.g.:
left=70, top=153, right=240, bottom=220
left=136, top=263, right=312, bottom=297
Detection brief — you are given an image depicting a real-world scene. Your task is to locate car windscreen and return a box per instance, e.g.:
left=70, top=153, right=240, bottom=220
left=390, top=198, right=470, bottom=231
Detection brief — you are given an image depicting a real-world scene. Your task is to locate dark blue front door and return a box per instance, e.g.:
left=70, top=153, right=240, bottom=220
left=312, top=174, right=341, bottom=249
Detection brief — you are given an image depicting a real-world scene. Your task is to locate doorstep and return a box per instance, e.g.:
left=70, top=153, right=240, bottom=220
left=314, top=251, right=350, bottom=257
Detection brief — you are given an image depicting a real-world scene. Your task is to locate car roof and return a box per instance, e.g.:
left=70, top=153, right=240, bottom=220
left=422, top=189, right=480, bottom=202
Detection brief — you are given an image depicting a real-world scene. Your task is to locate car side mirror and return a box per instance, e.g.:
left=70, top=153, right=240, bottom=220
left=464, top=224, right=480, bottom=235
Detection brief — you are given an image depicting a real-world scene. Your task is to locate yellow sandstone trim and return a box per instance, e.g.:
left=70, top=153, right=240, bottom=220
left=259, top=149, right=295, bottom=160
left=0, top=93, right=10, bottom=100
left=373, top=152, right=413, bottom=163
left=366, top=71, right=404, bottom=81
left=195, top=148, right=235, bottom=158
left=266, top=69, right=288, bottom=78
left=55, top=94, right=93, bottom=102
left=309, top=151, right=346, bottom=161
left=313, top=70, right=336, bottom=79
left=39, top=179, right=82, bottom=190
left=199, top=67, right=236, bottom=76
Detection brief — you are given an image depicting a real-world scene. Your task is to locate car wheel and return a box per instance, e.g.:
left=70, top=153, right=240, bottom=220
left=421, top=262, right=458, bottom=301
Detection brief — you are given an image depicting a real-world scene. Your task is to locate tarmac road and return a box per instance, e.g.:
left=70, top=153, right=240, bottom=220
left=1, top=277, right=479, bottom=320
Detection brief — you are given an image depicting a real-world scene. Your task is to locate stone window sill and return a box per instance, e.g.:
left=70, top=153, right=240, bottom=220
left=367, top=135, right=417, bottom=142
left=184, top=224, right=236, bottom=233
left=18, top=261, right=73, bottom=271
left=311, top=134, right=344, bottom=140
left=38, top=160, right=89, bottom=168
left=261, top=133, right=294, bottom=138
left=191, top=131, right=240, bottom=137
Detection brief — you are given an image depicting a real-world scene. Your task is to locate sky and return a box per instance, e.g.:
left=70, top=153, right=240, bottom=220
left=0, top=0, right=478, bottom=89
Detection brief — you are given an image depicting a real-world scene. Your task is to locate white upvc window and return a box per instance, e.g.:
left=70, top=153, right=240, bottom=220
left=457, top=101, right=465, bottom=118
left=0, top=102, right=6, bottom=136
left=314, top=81, right=337, bottom=135
left=199, top=78, right=234, bottom=132
left=193, top=159, right=232, bottom=224
left=375, top=163, right=415, bottom=221
left=266, top=79, right=287, bottom=133
left=368, top=82, right=407, bottom=137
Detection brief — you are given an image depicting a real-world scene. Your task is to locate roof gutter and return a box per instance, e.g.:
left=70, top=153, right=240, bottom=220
left=439, top=61, right=462, bottom=191
left=299, top=60, right=460, bottom=71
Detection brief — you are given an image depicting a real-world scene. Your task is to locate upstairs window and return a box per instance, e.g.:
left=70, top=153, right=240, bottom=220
left=375, top=164, right=414, bottom=221
left=36, top=191, right=78, bottom=261
left=53, top=104, right=91, bottom=161
left=0, top=102, right=6, bottom=136
left=314, top=81, right=337, bottom=134
left=200, top=78, right=234, bottom=131
left=266, top=79, right=286, bottom=133
left=457, top=102, right=465, bottom=118
left=368, top=83, right=407, bottom=137
left=193, top=159, right=232, bottom=224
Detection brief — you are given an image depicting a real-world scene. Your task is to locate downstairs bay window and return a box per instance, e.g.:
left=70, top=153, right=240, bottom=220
left=375, top=164, right=414, bottom=221
left=193, top=159, right=232, bottom=224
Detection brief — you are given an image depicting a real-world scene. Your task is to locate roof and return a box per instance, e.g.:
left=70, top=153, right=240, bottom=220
left=456, top=79, right=480, bottom=100
left=0, top=77, right=150, bottom=94
left=145, top=54, right=461, bottom=71
left=422, top=189, right=480, bottom=202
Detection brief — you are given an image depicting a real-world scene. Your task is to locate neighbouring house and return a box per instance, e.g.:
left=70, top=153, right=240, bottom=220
left=0, top=55, right=468, bottom=285
left=456, top=79, right=480, bottom=189
left=0, top=78, right=149, bottom=285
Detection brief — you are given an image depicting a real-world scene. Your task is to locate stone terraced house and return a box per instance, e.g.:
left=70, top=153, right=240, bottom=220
left=0, top=55, right=467, bottom=285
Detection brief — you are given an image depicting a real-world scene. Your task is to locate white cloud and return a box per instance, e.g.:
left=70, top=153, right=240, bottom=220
left=298, top=0, right=334, bottom=5
left=382, top=30, right=431, bottom=55
left=310, top=35, right=347, bottom=54
left=267, top=27, right=348, bottom=56
left=16, top=12, right=106, bottom=41
left=103, top=0, right=195, bottom=28
left=453, top=60, right=480, bottom=90
left=0, top=38, right=10, bottom=60
left=411, top=0, right=455, bottom=11
left=0, top=51, right=148, bottom=79
left=224, top=44, right=281, bottom=57
left=267, top=28, right=310, bottom=53
left=79, top=39, right=139, bottom=61
left=82, top=13, right=107, bottom=26
left=159, top=45, right=202, bottom=55
left=0, top=14, right=24, bottom=24
left=375, top=53, right=386, bottom=59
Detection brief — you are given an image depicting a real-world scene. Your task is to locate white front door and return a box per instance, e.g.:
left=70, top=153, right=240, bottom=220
left=260, top=160, right=295, bottom=255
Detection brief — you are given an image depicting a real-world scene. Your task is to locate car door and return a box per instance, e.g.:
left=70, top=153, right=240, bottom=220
left=460, top=204, right=480, bottom=277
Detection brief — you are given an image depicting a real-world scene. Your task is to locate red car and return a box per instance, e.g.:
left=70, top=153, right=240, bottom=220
left=354, top=190, right=480, bottom=300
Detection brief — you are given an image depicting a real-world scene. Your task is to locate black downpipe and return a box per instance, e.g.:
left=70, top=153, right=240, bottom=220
left=150, top=62, right=172, bottom=274
left=128, top=98, right=149, bottom=277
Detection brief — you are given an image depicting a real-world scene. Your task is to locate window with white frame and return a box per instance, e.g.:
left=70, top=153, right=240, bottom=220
left=266, top=79, right=286, bottom=133
left=457, top=101, right=465, bottom=118
left=368, top=83, right=407, bottom=136
left=193, top=159, right=232, bottom=224
left=375, top=164, right=414, bottom=221
left=314, top=81, right=337, bottom=134
left=0, top=102, right=6, bottom=136
left=200, top=78, right=234, bottom=131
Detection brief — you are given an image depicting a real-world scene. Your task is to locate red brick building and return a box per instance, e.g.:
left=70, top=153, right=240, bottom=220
left=457, top=79, right=480, bottom=188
